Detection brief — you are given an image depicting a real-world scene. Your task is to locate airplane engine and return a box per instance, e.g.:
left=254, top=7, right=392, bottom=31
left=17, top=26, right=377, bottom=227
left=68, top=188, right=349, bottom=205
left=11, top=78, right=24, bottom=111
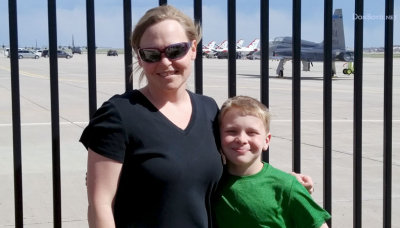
left=336, top=51, right=354, bottom=62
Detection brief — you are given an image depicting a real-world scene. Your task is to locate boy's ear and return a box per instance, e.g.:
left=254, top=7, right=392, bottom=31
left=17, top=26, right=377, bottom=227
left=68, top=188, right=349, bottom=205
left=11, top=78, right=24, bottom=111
left=263, top=133, right=271, bottom=151
left=220, top=149, right=227, bottom=165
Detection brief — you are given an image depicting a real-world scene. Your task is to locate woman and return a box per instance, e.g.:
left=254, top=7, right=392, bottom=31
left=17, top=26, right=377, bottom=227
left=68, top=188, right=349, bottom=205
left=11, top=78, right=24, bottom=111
left=81, top=5, right=312, bottom=228
left=81, top=5, right=223, bottom=228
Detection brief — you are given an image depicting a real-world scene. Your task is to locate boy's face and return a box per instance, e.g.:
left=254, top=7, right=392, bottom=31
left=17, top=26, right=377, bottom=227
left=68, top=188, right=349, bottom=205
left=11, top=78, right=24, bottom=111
left=220, top=107, right=271, bottom=175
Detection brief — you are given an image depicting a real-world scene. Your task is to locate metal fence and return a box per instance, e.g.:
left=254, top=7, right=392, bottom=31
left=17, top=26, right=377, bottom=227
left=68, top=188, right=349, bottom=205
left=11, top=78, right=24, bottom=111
left=7, top=0, right=394, bottom=227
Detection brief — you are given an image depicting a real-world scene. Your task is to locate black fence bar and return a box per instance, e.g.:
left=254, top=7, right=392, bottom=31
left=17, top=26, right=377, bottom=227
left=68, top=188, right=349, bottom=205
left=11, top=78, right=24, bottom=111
left=194, top=0, right=203, bottom=94
left=123, top=0, right=133, bottom=92
left=383, top=0, right=394, bottom=227
left=292, top=0, right=301, bottom=173
left=260, top=0, right=269, bottom=109
left=47, top=0, right=62, bottom=227
left=159, top=0, right=167, bottom=6
left=8, top=0, right=23, bottom=227
left=353, top=0, right=364, bottom=227
left=260, top=0, right=269, bottom=162
left=227, top=0, right=236, bottom=97
left=323, top=1, right=333, bottom=226
left=86, top=0, right=97, bottom=117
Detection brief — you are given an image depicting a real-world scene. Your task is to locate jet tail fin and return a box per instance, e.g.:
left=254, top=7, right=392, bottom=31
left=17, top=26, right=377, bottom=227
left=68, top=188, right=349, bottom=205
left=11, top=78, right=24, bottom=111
left=332, top=9, right=346, bottom=50
left=208, top=41, right=216, bottom=49
left=217, top=40, right=228, bottom=49
left=248, top=39, right=260, bottom=50
left=236, top=39, right=244, bottom=48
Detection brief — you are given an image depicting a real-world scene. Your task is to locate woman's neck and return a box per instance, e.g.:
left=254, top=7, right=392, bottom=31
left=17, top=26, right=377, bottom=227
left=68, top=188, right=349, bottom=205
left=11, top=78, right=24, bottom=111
left=140, top=86, right=188, bottom=108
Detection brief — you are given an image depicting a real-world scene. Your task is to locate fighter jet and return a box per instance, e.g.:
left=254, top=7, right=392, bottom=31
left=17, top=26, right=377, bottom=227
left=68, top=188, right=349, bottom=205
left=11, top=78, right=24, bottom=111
left=206, top=39, right=245, bottom=58
left=270, top=9, right=354, bottom=77
left=202, top=41, right=216, bottom=56
left=203, top=40, right=228, bottom=58
left=237, top=38, right=260, bottom=56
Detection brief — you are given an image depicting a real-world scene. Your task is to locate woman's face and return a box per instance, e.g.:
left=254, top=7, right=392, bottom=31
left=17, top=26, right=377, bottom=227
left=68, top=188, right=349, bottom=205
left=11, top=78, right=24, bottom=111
left=138, top=19, right=197, bottom=92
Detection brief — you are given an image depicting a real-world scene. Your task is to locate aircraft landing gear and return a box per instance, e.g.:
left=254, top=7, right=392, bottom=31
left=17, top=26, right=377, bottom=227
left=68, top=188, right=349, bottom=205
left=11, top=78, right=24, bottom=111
left=278, top=70, right=284, bottom=77
left=276, top=59, right=286, bottom=77
left=342, top=62, right=354, bottom=75
left=343, top=68, right=353, bottom=75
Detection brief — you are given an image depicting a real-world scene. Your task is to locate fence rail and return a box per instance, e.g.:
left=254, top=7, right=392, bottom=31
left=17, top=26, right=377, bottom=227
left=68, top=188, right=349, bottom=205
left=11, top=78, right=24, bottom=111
left=6, top=0, right=394, bottom=227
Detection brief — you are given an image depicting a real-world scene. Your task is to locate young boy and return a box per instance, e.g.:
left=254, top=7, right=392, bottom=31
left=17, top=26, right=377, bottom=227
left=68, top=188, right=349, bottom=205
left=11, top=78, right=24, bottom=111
left=215, top=95, right=330, bottom=228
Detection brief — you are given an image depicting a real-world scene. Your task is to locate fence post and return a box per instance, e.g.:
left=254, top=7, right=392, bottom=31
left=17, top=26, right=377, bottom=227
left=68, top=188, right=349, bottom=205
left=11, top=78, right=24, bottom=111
left=86, top=0, right=97, bottom=118
left=227, top=0, right=236, bottom=97
left=194, top=0, right=203, bottom=94
left=323, top=1, right=333, bottom=227
left=383, top=0, right=394, bottom=227
left=292, top=0, right=301, bottom=173
left=123, top=0, right=133, bottom=91
left=8, top=0, right=24, bottom=226
left=260, top=0, right=270, bottom=162
left=47, top=0, right=62, bottom=226
left=353, top=0, right=364, bottom=227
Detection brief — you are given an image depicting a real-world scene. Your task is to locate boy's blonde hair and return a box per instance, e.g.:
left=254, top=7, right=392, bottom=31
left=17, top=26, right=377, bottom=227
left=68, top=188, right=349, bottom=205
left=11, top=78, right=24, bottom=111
left=219, top=96, right=271, bottom=133
left=130, top=5, right=202, bottom=83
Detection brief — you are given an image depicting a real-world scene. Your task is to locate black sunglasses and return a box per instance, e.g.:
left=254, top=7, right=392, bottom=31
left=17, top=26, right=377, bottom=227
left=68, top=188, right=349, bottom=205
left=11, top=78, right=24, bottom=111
left=138, top=42, right=192, bottom=63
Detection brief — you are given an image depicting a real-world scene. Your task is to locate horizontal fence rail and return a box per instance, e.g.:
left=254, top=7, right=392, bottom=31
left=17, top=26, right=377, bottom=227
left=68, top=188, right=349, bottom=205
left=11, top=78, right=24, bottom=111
left=6, top=0, right=394, bottom=227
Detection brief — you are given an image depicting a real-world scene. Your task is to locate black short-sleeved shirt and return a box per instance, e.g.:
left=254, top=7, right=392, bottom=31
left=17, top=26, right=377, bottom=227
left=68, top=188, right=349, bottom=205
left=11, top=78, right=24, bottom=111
left=80, top=90, right=223, bottom=228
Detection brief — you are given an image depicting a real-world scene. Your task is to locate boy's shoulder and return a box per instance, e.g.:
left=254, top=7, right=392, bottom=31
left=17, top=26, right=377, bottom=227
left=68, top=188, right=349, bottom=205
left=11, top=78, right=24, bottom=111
left=220, top=163, right=297, bottom=192
left=262, top=163, right=298, bottom=190
left=264, top=163, right=296, bottom=181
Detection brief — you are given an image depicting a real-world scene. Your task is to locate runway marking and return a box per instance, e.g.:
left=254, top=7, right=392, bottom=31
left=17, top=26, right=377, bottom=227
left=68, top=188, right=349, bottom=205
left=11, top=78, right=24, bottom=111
left=0, top=120, right=399, bottom=127
left=0, top=121, right=89, bottom=127
left=272, top=119, right=400, bottom=123
left=200, top=84, right=396, bottom=95
left=0, top=64, right=123, bottom=84
left=0, top=65, right=51, bottom=79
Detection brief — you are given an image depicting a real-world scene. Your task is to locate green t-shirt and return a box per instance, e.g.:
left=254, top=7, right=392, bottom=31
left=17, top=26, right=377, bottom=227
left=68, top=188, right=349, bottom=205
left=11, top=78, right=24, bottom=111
left=214, top=163, right=331, bottom=228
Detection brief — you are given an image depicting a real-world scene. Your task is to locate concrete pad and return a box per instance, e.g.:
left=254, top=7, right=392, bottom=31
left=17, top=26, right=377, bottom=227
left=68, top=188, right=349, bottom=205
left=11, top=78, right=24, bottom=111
left=0, top=53, right=399, bottom=227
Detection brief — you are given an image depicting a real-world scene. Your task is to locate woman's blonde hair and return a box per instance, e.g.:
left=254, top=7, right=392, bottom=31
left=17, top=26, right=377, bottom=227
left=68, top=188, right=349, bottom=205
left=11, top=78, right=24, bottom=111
left=130, top=5, right=202, bottom=84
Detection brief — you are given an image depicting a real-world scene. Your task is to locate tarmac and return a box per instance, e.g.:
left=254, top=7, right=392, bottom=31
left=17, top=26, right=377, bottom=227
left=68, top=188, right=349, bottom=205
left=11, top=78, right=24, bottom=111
left=0, top=52, right=399, bottom=227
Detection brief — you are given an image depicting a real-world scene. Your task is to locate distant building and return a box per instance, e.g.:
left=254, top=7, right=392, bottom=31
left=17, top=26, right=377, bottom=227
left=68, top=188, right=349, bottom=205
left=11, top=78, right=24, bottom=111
left=363, top=46, right=400, bottom=53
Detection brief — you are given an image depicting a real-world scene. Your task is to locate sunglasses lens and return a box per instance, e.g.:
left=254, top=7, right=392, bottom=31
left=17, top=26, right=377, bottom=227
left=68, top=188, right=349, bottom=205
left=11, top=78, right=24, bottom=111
left=139, top=49, right=161, bottom=63
left=165, top=43, right=190, bottom=60
left=139, top=42, right=191, bottom=63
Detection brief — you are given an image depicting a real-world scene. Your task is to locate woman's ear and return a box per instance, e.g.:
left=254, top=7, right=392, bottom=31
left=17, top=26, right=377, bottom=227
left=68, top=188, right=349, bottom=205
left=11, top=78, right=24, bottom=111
left=136, top=51, right=143, bottom=67
left=190, top=40, right=197, bottom=60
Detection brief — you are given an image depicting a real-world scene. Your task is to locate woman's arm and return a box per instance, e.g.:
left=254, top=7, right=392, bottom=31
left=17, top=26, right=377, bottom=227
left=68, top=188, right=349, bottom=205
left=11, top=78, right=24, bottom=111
left=87, top=149, right=123, bottom=228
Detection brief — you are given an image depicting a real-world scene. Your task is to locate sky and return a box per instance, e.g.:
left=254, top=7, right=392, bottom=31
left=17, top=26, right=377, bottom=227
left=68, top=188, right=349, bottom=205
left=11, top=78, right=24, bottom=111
left=0, top=0, right=398, bottom=49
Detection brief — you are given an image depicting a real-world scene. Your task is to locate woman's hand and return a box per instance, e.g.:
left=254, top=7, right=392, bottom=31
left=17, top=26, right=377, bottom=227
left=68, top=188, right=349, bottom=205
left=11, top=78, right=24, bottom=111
left=291, top=172, right=314, bottom=194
